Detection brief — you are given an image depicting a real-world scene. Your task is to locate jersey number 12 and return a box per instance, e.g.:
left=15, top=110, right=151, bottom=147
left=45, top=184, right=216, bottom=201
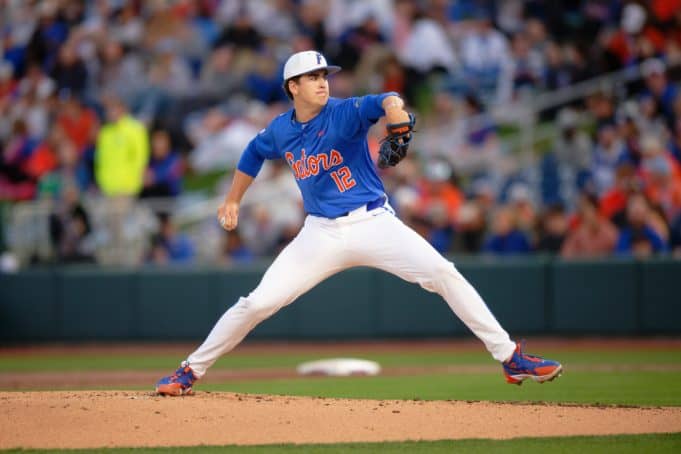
left=330, top=166, right=356, bottom=192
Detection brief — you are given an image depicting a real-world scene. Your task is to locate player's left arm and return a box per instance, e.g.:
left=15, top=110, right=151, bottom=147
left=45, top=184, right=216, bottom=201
left=381, top=95, right=410, bottom=125
left=377, top=95, right=416, bottom=168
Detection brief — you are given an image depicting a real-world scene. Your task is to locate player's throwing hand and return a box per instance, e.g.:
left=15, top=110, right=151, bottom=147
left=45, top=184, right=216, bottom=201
left=217, top=201, right=239, bottom=231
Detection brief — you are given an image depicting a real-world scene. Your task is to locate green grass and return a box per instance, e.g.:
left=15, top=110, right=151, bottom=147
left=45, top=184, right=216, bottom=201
left=4, top=348, right=680, bottom=406
left=203, top=370, right=681, bottom=406
left=4, top=348, right=681, bottom=406
left=2, top=433, right=681, bottom=453
left=4, top=349, right=681, bottom=372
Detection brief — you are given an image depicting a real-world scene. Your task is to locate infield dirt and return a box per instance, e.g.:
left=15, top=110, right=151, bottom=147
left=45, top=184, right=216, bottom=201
left=1, top=390, right=681, bottom=449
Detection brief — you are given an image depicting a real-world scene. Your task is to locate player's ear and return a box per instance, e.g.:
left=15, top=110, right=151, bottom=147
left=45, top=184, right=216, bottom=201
left=288, top=78, right=299, bottom=97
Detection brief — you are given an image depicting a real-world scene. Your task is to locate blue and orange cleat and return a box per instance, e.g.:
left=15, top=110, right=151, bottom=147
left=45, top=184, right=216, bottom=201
left=503, top=342, right=563, bottom=385
left=155, top=361, right=197, bottom=396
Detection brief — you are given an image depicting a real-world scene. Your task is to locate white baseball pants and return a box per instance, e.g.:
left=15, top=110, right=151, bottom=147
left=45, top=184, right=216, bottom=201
left=187, top=202, right=516, bottom=377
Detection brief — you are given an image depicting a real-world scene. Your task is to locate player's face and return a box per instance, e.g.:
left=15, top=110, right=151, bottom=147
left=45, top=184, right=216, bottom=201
left=292, top=70, right=329, bottom=107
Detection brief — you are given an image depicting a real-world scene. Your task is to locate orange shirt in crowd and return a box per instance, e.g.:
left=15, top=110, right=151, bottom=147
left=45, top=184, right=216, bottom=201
left=22, top=143, right=58, bottom=179
left=645, top=179, right=681, bottom=220
left=600, top=188, right=629, bottom=220
left=651, top=0, right=681, bottom=22
left=57, top=108, right=98, bottom=153
left=561, top=216, right=619, bottom=258
left=417, top=180, right=464, bottom=223
left=608, top=27, right=666, bottom=65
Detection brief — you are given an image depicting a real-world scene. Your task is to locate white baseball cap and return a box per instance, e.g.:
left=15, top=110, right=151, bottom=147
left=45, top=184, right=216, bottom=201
left=283, top=50, right=341, bottom=81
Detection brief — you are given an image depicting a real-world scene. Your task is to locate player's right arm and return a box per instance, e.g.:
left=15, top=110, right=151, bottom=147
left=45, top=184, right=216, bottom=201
left=217, top=170, right=254, bottom=231
left=218, top=123, right=278, bottom=231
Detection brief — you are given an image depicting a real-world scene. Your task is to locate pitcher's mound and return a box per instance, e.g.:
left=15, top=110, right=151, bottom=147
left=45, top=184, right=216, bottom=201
left=2, top=391, right=680, bottom=449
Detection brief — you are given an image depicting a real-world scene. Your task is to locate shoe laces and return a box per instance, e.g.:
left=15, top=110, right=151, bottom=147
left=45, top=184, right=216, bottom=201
left=169, top=363, right=192, bottom=381
left=516, top=340, right=546, bottom=364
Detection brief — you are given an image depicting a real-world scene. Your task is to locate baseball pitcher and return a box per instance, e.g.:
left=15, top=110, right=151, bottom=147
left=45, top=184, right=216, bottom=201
left=156, top=51, right=562, bottom=396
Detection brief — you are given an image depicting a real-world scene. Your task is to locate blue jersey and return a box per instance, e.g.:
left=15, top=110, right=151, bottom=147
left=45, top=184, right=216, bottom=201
left=238, top=92, right=398, bottom=218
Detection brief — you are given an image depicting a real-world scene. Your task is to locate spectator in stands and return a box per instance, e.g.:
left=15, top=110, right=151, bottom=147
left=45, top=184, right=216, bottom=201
left=562, top=193, right=618, bottom=258
left=616, top=193, right=668, bottom=257
left=108, top=1, right=145, bottom=47
left=384, top=155, right=422, bottom=224
left=509, top=30, right=544, bottom=96
left=55, top=91, right=98, bottom=154
left=483, top=206, right=531, bottom=255
left=13, top=63, right=54, bottom=140
left=641, top=140, right=681, bottom=224
left=638, top=92, right=671, bottom=140
left=296, top=0, right=327, bottom=52
left=508, top=183, right=537, bottom=234
left=135, top=38, right=193, bottom=124
left=616, top=103, right=644, bottom=167
left=147, top=212, right=195, bottom=265
left=141, top=129, right=183, bottom=198
left=147, top=38, right=193, bottom=98
left=535, top=203, right=568, bottom=254
left=94, top=95, right=148, bottom=263
left=379, top=53, right=407, bottom=95
left=37, top=128, right=92, bottom=198
left=553, top=108, right=592, bottom=186
left=458, top=12, right=513, bottom=102
left=454, top=200, right=487, bottom=254
left=416, top=160, right=463, bottom=227
left=21, top=125, right=59, bottom=184
left=543, top=41, right=572, bottom=91
left=186, top=101, right=269, bottom=173
left=25, top=1, right=68, bottom=71
left=95, top=95, right=149, bottom=197
left=586, top=91, right=617, bottom=126
left=334, top=14, right=386, bottom=71
left=415, top=160, right=462, bottom=253
left=50, top=41, right=88, bottom=97
left=199, top=45, right=244, bottom=97
left=591, top=121, right=626, bottom=195
left=143, top=1, right=202, bottom=59
left=0, top=119, right=38, bottom=200
left=415, top=91, right=459, bottom=160
left=245, top=51, right=288, bottom=104
left=605, top=3, right=665, bottom=69
left=48, top=183, right=94, bottom=264
left=399, top=6, right=457, bottom=105
left=96, top=39, right=146, bottom=107
left=451, top=94, right=502, bottom=179
left=220, top=229, right=254, bottom=266
left=670, top=116, right=681, bottom=165
left=640, top=58, right=678, bottom=126
left=214, top=11, right=263, bottom=51
left=0, top=62, right=18, bottom=107
left=238, top=160, right=304, bottom=256
left=640, top=135, right=681, bottom=182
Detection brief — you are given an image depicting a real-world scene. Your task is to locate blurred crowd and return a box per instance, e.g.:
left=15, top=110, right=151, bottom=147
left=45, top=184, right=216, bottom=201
left=0, top=0, right=680, bottom=267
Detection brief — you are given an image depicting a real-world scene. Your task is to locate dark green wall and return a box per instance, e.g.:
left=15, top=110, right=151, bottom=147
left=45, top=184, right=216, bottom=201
left=1, top=258, right=680, bottom=342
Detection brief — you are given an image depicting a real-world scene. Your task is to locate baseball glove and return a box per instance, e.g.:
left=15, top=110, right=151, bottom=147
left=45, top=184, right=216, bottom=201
left=377, top=113, right=416, bottom=169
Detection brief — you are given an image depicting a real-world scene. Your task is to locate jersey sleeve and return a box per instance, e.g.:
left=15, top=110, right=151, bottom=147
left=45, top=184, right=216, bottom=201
left=237, top=125, right=278, bottom=177
left=335, top=92, right=400, bottom=139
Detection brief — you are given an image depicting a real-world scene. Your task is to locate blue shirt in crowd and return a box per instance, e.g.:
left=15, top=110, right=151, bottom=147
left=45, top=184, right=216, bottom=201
left=484, top=230, right=531, bottom=255
left=616, top=226, right=668, bottom=255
